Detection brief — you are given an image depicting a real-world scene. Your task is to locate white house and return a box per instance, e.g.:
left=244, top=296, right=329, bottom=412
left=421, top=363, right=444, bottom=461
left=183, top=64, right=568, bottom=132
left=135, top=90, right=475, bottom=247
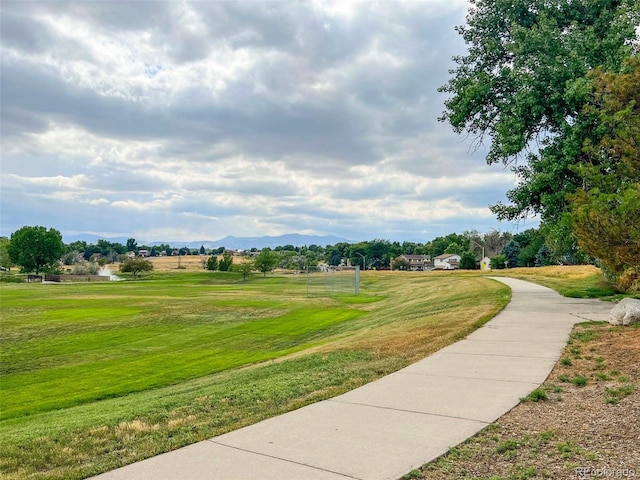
left=480, top=256, right=492, bottom=270
left=433, top=253, right=461, bottom=270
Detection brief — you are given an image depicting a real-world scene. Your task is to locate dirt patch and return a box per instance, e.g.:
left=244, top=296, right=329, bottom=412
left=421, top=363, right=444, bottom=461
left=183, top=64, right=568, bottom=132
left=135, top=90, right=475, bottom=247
left=107, top=255, right=213, bottom=272
left=415, top=322, right=640, bottom=480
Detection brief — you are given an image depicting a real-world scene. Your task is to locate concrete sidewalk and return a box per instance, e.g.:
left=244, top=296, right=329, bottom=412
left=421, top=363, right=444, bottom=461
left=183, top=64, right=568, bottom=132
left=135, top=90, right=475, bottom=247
left=90, top=277, right=611, bottom=480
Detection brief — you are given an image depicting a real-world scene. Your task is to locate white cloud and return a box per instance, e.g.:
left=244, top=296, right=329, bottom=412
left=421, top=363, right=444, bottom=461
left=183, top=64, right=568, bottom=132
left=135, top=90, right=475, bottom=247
left=0, top=0, right=533, bottom=244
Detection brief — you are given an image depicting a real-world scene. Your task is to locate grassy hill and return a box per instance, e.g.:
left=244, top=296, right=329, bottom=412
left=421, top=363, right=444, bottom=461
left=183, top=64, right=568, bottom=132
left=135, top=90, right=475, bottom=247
left=0, top=266, right=608, bottom=480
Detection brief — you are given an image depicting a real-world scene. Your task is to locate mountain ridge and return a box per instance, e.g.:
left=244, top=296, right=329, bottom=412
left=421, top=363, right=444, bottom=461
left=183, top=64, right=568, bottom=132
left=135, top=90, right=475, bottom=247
left=63, top=233, right=354, bottom=250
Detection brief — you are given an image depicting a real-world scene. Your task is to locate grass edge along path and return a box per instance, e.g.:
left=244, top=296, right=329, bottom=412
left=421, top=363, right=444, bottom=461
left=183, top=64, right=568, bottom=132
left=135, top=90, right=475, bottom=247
left=1, top=273, right=509, bottom=480
left=410, top=321, right=639, bottom=480
left=404, top=265, right=639, bottom=480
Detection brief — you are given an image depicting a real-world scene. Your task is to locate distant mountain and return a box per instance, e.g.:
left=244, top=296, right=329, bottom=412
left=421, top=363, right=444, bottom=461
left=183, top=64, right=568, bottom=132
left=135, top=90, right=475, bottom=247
left=63, top=233, right=353, bottom=250
left=175, top=234, right=353, bottom=251
left=63, top=234, right=130, bottom=245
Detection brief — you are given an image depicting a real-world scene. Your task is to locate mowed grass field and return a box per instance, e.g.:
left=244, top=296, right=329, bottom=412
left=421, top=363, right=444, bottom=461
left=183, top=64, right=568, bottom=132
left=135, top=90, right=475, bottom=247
left=0, top=266, right=603, bottom=480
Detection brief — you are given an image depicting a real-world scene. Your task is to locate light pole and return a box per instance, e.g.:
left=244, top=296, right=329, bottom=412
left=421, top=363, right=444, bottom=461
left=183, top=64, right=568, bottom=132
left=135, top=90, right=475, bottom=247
left=470, top=240, right=485, bottom=270
left=355, top=252, right=366, bottom=271
left=470, top=240, right=485, bottom=259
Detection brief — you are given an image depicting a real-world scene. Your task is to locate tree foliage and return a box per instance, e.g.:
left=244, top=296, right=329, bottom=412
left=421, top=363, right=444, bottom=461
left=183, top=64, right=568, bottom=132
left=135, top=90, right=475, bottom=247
left=482, top=230, right=513, bottom=258
left=253, top=248, right=279, bottom=276
left=119, top=258, right=153, bottom=280
left=501, top=240, right=521, bottom=268
left=514, top=229, right=545, bottom=267
left=0, top=237, right=14, bottom=271
left=218, top=251, right=234, bottom=272
left=126, top=238, right=137, bottom=252
left=430, top=233, right=470, bottom=257
left=459, top=251, right=478, bottom=270
left=569, top=57, right=640, bottom=290
left=392, top=256, right=409, bottom=270
left=237, top=259, right=254, bottom=281
left=206, top=256, right=219, bottom=271
left=490, top=254, right=508, bottom=270
left=444, top=242, right=463, bottom=255
left=8, top=226, right=65, bottom=274
left=440, top=0, right=639, bottom=222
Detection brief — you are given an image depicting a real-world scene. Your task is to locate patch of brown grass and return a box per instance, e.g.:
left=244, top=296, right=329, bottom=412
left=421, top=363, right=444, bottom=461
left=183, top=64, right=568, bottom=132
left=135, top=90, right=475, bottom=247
left=416, top=322, right=640, bottom=480
left=107, top=255, right=212, bottom=273
left=506, top=265, right=602, bottom=280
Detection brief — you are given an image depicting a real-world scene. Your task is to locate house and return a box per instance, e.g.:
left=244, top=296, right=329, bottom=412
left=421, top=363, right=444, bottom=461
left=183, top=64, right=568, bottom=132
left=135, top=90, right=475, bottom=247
left=433, top=253, right=461, bottom=270
left=396, top=254, right=434, bottom=271
left=480, top=256, right=491, bottom=270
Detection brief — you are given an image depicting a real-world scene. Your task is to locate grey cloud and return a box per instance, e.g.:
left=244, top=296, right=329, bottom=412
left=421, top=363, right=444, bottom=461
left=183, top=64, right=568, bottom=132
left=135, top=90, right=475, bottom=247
left=45, top=1, right=172, bottom=32
left=0, top=9, right=57, bottom=53
left=1, top=0, right=526, bottom=243
left=0, top=106, right=50, bottom=139
left=1, top=1, right=465, bottom=167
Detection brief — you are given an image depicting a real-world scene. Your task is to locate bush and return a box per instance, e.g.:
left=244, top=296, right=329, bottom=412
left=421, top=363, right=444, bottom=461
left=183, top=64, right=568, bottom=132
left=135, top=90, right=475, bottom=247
left=617, top=269, right=640, bottom=293
left=218, top=251, right=233, bottom=271
left=1, top=274, right=24, bottom=283
left=392, top=257, right=409, bottom=270
left=71, top=261, right=99, bottom=275
left=206, top=256, right=219, bottom=271
left=490, top=254, right=507, bottom=269
left=459, top=251, right=478, bottom=270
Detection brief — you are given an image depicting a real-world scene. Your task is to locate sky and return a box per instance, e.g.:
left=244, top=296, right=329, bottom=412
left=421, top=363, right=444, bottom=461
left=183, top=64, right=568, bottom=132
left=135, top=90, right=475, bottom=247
left=0, top=0, right=538, bottom=245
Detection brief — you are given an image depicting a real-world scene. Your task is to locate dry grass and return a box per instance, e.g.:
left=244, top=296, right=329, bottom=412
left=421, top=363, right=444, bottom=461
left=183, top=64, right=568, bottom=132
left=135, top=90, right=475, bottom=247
left=502, top=265, right=601, bottom=280
left=107, top=255, right=212, bottom=272
left=416, top=322, right=640, bottom=480
left=489, top=265, right=617, bottom=298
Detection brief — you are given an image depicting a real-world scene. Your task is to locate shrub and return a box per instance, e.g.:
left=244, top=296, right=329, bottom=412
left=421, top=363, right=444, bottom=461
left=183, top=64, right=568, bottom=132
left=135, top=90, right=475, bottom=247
left=459, top=251, right=478, bottom=270
left=490, top=254, right=507, bottom=269
left=206, top=256, right=219, bottom=271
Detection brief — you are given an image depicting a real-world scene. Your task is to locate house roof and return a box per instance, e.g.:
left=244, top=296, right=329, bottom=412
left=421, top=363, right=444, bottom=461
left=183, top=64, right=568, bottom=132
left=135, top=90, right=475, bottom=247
left=399, top=254, right=430, bottom=261
left=434, top=253, right=460, bottom=260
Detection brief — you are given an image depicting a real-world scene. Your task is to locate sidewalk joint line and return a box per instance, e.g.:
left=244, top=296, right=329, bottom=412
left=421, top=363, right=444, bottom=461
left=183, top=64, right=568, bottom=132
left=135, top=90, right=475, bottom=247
left=207, top=440, right=361, bottom=480
left=328, top=398, right=491, bottom=425
left=395, top=372, right=541, bottom=385
left=435, top=351, right=558, bottom=359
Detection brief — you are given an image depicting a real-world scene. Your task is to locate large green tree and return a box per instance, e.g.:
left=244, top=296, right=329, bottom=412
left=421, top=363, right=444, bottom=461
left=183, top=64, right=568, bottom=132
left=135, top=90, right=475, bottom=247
left=8, top=226, right=65, bottom=274
left=570, top=58, right=640, bottom=290
left=440, top=0, right=639, bottom=222
left=253, top=248, right=279, bottom=276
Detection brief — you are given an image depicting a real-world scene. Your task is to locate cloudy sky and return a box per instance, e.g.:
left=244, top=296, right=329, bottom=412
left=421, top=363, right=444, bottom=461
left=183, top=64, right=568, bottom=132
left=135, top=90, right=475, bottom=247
left=0, top=0, right=535, bottom=244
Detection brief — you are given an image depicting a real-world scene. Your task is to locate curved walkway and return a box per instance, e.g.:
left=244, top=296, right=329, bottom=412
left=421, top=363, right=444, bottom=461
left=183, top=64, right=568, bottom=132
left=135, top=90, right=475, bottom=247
left=91, top=277, right=612, bottom=480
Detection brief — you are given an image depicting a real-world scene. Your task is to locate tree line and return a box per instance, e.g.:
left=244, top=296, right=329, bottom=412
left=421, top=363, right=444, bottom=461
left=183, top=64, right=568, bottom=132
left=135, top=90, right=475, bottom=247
left=1, top=224, right=594, bottom=280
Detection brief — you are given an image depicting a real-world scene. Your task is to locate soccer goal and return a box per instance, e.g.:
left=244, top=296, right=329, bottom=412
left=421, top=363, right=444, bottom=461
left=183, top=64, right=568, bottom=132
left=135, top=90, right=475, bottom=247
left=305, top=265, right=360, bottom=297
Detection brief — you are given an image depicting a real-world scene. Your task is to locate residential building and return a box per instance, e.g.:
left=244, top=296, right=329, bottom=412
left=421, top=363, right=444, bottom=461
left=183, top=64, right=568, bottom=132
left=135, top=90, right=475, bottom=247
left=433, top=253, right=461, bottom=270
left=396, top=254, right=434, bottom=271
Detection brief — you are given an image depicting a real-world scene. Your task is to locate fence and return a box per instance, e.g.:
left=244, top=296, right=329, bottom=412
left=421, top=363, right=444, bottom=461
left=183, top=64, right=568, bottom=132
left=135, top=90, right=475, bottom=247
left=305, top=266, right=360, bottom=296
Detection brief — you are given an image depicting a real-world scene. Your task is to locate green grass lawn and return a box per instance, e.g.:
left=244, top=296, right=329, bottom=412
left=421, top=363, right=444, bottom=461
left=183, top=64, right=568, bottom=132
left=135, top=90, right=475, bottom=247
left=1, top=274, right=368, bottom=418
left=1, top=271, right=512, bottom=479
